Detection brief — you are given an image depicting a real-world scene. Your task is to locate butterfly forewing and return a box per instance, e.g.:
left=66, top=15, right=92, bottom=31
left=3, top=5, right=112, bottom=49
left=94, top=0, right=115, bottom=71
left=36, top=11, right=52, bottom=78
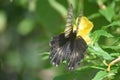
left=50, top=33, right=72, bottom=67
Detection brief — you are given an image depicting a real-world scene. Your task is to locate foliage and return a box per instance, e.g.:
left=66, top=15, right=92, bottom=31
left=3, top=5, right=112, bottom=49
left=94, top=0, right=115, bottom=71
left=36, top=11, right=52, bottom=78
left=0, top=0, right=120, bottom=80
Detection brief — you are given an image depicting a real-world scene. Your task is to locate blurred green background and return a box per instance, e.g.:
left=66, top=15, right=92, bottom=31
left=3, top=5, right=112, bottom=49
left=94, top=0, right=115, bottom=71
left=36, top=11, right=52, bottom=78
left=0, top=0, right=120, bottom=80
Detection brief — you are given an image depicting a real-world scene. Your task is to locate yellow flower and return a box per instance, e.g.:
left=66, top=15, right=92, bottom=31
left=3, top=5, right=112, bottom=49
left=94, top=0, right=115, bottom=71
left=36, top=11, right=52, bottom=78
left=73, top=16, right=93, bottom=44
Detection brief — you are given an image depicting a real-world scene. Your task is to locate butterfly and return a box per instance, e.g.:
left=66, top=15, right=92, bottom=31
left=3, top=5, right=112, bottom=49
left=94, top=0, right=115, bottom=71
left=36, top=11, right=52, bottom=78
left=49, top=4, right=93, bottom=70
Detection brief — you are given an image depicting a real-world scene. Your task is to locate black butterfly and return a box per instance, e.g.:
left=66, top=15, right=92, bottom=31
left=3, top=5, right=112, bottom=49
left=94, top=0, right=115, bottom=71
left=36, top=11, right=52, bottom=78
left=49, top=5, right=88, bottom=70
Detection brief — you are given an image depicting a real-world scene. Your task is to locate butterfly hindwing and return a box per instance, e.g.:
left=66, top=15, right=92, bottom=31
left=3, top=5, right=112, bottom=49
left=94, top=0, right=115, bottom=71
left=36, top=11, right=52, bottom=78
left=68, top=37, right=88, bottom=70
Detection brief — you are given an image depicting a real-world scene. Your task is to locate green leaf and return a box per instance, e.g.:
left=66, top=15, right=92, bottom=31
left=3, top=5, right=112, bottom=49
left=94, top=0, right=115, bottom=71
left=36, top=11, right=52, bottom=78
left=39, top=52, right=50, bottom=56
left=99, top=6, right=115, bottom=22
left=39, top=52, right=49, bottom=60
left=110, top=53, right=120, bottom=57
left=88, top=43, right=113, bottom=60
left=54, top=68, right=98, bottom=80
left=42, top=56, right=49, bottom=60
left=91, top=30, right=113, bottom=43
left=90, top=66, right=105, bottom=70
left=92, top=71, right=108, bottom=80
left=102, top=45, right=120, bottom=50
left=102, top=21, right=120, bottom=29
left=93, top=30, right=113, bottom=38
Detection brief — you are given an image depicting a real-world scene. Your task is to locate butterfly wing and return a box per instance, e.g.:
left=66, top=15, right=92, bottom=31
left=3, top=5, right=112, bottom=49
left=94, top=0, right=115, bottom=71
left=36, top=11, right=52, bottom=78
left=50, top=33, right=72, bottom=66
left=64, top=5, right=74, bottom=38
left=68, top=37, right=88, bottom=70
